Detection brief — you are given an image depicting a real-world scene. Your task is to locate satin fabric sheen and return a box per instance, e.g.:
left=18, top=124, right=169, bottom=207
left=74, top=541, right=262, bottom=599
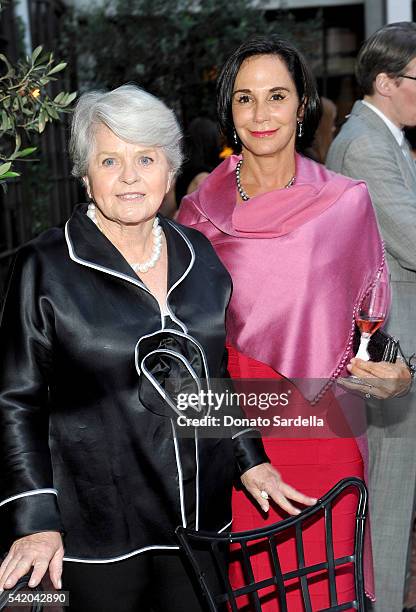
left=178, top=153, right=385, bottom=383
left=177, top=153, right=382, bottom=599
left=0, top=206, right=268, bottom=560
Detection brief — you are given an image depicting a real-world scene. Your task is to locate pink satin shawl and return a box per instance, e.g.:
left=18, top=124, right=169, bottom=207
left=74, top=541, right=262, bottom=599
left=177, top=153, right=385, bottom=383
left=177, top=153, right=382, bottom=599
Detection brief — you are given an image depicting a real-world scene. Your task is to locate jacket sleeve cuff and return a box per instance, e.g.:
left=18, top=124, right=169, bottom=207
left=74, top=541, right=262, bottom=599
left=0, top=492, right=63, bottom=553
left=232, top=431, right=270, bottom=476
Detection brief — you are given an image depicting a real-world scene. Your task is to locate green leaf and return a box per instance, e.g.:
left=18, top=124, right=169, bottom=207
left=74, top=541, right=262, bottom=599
left=60, top=91, right=77, bottom=106
left=46, top=105, right=60, bottom=120
left=37, top=109, right=47, bottom=133
left=15, top=146, right=37, bottom=158
left=53, top=91, right=65, bottom=104
left=0, top=110, right=11, bottom=131
left=0, top=162, right=12, bottom=176
left=1, top=171, right=20, bottom=178
left=31, top=63, right=49, bottom=72
left=47, top=62, right=67, bottom=76
left=31, top=46, right=43, bottom=64
left=0, top=53, right=14, bottom=76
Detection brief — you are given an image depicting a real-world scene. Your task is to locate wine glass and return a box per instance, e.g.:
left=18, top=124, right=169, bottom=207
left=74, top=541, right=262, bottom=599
left=355, top=277, right=390, bottom=361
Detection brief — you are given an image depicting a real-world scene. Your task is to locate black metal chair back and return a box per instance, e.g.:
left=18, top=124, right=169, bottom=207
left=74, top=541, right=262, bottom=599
left=0, top=575, right=43, bottom=612
left=176, top=477, right=367, bottom=611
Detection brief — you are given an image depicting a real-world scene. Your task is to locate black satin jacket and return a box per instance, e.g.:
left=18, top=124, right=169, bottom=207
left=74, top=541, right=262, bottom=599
left=0, top=204, right=268, bottom=562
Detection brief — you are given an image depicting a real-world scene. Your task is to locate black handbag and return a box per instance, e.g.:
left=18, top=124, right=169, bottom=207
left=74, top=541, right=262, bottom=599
left=353, top=325, right=399, bottom=363
left=0, top=575, right=43, bottom=612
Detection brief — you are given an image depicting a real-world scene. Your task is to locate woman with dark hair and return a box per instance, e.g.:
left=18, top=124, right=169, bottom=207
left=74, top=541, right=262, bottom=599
left=178, top=36, right=411, bottom=609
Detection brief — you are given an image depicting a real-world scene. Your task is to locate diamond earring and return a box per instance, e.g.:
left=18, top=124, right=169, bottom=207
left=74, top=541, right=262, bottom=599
left=297, top=121, right=303, bottom=138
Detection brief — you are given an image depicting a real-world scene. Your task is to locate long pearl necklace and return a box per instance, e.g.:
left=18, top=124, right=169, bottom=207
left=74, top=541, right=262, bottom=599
left=87, top=203, right=163, bottom=273
left=235, top=159, right=296, bottom=201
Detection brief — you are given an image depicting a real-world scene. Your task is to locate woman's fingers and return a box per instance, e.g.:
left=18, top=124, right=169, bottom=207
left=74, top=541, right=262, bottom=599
left=0, top=532, right=63, bottom=591
left=241, top=462, right=317, bottom=516
left=0, top=551, right=15, bottom=588
left=48, top=547, right=64, bottom=590
left=339, top=375, right=387, bottom=398
left=349, top=357, right=410, bottom=378
left=0, top=554, right=26, bottom=590
left=267, top=489, right=301, bottom=516
left=28, top=559, right=50, bottom=588
left=267, top=482, right=316, bottom=515
left=1, top=557, right=33, bottom=589
left=279, top=482, right=317, bottom=506
left=246, top=487, right=271, bottom=513
left=345, top=358, right=411, bottom=398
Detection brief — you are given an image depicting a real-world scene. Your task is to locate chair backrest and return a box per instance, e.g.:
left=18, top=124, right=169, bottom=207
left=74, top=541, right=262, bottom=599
left=0, top=575, right=43, bottom=612
left=176, top=477, right=367, bottom=612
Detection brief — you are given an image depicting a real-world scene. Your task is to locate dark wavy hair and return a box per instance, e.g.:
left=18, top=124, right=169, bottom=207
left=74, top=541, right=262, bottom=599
left=356, top=22, right=416, bottom=96
left=216, top=36, right=321, bottom=151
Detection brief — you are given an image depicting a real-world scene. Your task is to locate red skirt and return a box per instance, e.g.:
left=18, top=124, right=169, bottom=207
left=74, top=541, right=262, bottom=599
left=227, top=345, right=363, bottom=611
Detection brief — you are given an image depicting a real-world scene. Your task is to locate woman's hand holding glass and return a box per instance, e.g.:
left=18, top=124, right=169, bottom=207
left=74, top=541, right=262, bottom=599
left=340, top=276, right=412, bottom=398
left=345, top=357, right=412, bottom=399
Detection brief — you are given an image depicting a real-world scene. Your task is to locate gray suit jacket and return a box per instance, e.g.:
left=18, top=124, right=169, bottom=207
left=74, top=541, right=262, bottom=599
left=327, top=100, right=416, bottom=353
left=327, top=101, right=416, bottom=611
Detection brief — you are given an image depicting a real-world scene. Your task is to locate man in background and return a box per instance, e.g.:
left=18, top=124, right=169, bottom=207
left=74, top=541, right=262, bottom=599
left=327, top=22, right=416, bottom=612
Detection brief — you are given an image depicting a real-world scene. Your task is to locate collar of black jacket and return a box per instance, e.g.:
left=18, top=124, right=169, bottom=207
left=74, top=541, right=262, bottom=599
left=65, top=203, right=194, bottom=293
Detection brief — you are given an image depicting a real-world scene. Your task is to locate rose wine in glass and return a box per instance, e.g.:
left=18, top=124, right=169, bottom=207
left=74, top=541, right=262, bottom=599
left=355, top=278, right=390, bottom=361
left=356, top=316, right=384, bottom=336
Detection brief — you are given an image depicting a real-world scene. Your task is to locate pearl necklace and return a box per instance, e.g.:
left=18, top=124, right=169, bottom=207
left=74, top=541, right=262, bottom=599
left=235, top=159, right=296, bottom=201
left=87, top=203, right=163, bottom=273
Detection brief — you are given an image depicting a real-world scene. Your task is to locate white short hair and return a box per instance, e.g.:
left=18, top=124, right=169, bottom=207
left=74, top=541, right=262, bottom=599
left=70, top=84, right=183, bottom=178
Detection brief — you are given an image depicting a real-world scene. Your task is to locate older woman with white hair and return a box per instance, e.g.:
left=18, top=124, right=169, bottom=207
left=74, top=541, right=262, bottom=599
left=0, top=84, right=314, bottom=612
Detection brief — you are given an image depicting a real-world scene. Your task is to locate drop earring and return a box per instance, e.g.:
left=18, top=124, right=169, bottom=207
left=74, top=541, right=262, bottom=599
left=297, top=121, right=303, bottom=138
left=233, top=129, right=238, bottom=145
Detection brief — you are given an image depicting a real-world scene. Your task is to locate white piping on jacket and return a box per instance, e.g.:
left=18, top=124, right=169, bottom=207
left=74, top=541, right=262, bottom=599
left=140, top=348, right=203, bottom=418
left=65, top=221, right=167, bottom=327
left=218, top=519, right=233, bottom=533
left=231, top=427, right=257, bottom=440
left=63, top=515, right=233, bottom=563
left=0, top=488, right=58, bottom=508
left=195, top=427, right=200, bottom=531
left=171, top=419, right=187, bottom=528
left=164, top=221, right=196, bottom=333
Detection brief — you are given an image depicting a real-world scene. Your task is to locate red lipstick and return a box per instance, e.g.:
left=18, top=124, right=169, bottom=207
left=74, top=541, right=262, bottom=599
left=249, top=129, right=278, bottom=138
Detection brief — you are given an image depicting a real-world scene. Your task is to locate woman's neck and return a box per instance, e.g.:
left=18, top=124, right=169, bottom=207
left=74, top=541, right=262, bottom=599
left=95, top=212, right=156, bottom=261
left=239, top=149, right=297, bottom=194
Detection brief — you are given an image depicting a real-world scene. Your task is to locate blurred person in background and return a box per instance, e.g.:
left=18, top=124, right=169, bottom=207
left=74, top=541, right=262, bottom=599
left=304, top=96, right=337, bottom=163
